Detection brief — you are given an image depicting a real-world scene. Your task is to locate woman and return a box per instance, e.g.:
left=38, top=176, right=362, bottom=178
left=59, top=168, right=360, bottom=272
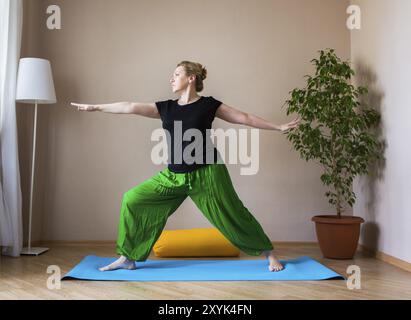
left=71, top=61, right=299, bottom=272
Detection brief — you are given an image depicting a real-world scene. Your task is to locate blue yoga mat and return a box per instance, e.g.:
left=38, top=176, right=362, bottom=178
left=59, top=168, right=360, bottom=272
left=61, top=255, right=345, bottom=281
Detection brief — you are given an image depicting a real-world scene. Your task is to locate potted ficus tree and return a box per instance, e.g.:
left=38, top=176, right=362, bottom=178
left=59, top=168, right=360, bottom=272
left=285, top=48, right=381, bottom=259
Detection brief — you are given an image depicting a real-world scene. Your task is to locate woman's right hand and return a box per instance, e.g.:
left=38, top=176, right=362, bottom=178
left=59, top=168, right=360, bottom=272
left=70, top=102, right=99, bottom=112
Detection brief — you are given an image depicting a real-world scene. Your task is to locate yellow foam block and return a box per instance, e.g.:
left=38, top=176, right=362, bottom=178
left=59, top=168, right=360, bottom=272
left=153, top=228, right=240, bottom=257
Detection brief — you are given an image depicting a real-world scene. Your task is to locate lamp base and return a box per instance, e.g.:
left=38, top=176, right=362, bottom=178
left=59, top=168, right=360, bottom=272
left=21, top=247, right=49, bottom=256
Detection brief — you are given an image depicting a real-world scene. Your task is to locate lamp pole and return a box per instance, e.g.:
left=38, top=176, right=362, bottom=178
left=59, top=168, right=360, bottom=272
left=27, top=101, right=37, bottom=253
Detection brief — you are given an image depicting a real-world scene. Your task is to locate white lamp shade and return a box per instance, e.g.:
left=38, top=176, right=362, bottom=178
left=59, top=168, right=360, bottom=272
left=16, top=57, right=57, bottom=104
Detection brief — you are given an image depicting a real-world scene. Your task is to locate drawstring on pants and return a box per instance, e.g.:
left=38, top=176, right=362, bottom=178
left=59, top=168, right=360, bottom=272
left=187, top=174, right=193, bottom=191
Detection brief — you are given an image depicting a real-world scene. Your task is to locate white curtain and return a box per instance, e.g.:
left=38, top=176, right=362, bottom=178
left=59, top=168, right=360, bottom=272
left=0, top=0, right=23, bottom=257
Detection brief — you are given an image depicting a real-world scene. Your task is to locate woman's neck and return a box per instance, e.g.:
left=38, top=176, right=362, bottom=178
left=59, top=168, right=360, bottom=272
left=178, top=91, right=200, bottom=105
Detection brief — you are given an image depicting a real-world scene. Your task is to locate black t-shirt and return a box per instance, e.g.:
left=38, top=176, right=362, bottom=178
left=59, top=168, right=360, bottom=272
left=155, top=96, right=223, bottom=173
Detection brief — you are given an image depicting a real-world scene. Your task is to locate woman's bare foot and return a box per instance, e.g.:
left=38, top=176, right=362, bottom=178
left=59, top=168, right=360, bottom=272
left=264, top=250, right=284, bottom=272
left=99, top=255, right=137, bottom=271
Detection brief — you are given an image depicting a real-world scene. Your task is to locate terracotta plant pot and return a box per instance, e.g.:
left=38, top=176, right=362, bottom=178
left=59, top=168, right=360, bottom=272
left=311, top=215, right=365, bottom=259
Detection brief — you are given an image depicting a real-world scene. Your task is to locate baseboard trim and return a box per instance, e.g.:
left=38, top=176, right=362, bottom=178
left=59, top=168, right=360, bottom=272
left=359, top=244, right=411, bottom=273
left=33, top=240, right=116, bottom=246
left=32, top=240, right=410, bottom=272
left=34, top=240, right=320, bottom=247
left=272, top=241, right=319, bottom=247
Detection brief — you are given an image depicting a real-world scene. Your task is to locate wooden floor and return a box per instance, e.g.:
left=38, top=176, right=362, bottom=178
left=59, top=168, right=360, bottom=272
left=1, top=243, right=411, bottom=300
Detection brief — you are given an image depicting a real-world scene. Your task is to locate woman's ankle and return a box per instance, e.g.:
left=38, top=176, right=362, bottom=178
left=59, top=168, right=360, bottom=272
left=262, top=250, right=273, bottom=258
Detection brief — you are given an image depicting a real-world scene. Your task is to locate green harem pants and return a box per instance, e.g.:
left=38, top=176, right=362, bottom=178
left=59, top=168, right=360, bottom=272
left=116, top=163, right=274, bottom=261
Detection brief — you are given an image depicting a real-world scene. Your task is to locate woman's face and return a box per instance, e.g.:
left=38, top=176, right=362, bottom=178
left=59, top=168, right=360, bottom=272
left=169, top=66, right=194, bottom=93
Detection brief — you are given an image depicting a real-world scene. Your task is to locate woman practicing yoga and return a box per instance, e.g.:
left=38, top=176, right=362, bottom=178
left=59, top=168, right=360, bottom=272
left=71, top=61, right=299, bottom=272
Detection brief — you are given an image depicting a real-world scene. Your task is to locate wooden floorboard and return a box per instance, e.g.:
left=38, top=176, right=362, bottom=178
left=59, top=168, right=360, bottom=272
left=1, top=243, right=410, bottom=299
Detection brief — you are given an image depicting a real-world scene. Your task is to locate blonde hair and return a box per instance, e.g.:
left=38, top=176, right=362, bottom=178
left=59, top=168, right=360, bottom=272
left=177, top=60, right=207, bottom=92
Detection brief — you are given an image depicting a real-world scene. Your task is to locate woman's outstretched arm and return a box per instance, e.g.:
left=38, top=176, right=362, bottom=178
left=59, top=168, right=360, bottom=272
left=70, top=102, right=160, bottom=119
left=215, top=103, right=300, bottom=132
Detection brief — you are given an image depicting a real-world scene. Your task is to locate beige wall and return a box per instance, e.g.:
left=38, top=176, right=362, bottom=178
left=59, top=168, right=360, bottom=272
left=19, top=0, right=351, bottom=243
left=352, top=0, right=411, bottom=263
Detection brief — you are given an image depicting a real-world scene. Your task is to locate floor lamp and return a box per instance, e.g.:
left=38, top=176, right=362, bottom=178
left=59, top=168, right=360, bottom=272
left=16, top=58, right=57, bottom=255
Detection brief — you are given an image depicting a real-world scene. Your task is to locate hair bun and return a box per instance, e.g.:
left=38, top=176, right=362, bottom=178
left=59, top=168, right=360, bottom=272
left=201, top=67, right=207, bottom=80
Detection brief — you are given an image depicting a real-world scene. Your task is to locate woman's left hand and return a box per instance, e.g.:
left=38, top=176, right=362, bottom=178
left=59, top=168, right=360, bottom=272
left=279, top=117, right=301, bottom=133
